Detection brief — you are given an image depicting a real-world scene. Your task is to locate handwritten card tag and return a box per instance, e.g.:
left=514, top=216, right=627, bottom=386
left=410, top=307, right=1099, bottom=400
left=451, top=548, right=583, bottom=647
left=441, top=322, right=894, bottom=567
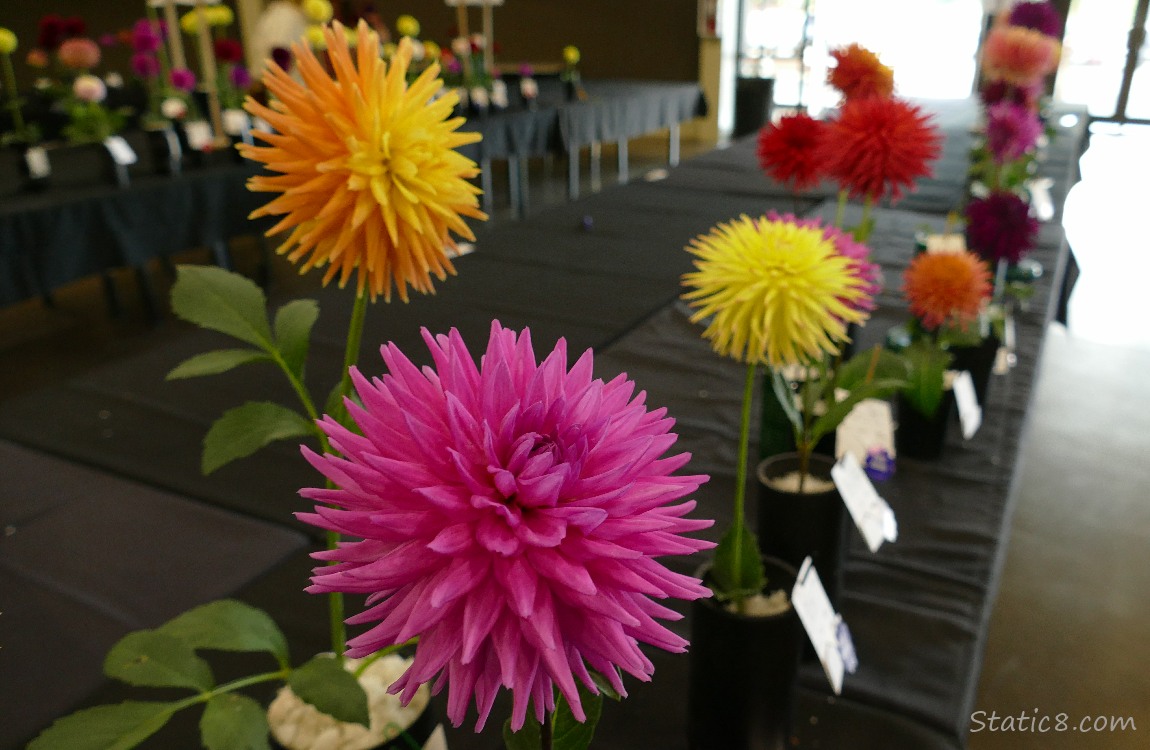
left=832, top=452, right=897, bottom=552
left=103, top=136, right=138, bottom=166
left=792, top=557, right=846, bottom=694
left=184, top=121, right=214, bottom=151
left=836, top=397, right=895, bottom=465
left=25, top=146, right=51, bottom=179
left=953, top=370, right=982, bottom=439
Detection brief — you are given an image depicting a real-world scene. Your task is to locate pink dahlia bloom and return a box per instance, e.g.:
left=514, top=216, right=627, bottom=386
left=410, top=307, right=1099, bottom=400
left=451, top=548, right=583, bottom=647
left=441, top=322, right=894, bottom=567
left=981, top=23, right=1061, bottom=88
left=299, top=322, right=714, bottom=732
left=985, top=101, right=1042, bottom=164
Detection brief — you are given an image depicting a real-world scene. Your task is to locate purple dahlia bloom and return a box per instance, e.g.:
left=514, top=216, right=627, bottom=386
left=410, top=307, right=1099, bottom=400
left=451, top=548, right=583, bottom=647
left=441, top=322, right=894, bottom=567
left=965, top=191, right=1040, bottom=264
left=299, top=322, right=714, bottom=732
left=985, top=101, right=1043, bottom=164
left=1008, top=1, right=1064, bottom=39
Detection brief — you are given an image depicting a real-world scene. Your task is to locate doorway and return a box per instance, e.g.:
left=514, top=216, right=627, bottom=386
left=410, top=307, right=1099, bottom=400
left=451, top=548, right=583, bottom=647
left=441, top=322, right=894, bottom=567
left=1056, top=0, right=1150, bottom=123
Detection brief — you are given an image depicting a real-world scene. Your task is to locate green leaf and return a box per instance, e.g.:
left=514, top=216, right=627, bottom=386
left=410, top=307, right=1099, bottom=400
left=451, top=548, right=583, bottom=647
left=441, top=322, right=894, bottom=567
left=166, top=349, right=272, bottom=380
left=588, top=668, right=623, bottom=702
left=709, top=524, right=765, bottom=602
left=901, top=342, right=953, bottom=417
left=202, top=401, right=315, bottom=474
left=158, top=600, right=290, bottom=667
left=200, top=694, right=271, bottom=750
left=810, top=378, right=909, bottom=447
left=835, top=346, right=911, bottom=392
left=273, top=299, right=320, bottom=378
left=289, top=656, right=370, bottom=728
left=170, top=265, right=274, bottom=349
left=553, top=683, right=604, bottom=750
left=502, top=715, right=542, bottom=750
left=27, top=701, right=176, bottom=750
left=104, top=631, right=214, bottom=691
left=769, top=369, right=802, bottom=434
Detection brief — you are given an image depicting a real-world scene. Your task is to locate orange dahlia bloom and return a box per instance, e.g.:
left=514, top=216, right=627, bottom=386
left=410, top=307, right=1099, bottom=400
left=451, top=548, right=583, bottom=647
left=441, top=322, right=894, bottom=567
left=903, top=250, right=992, bottom=331
left=241, top=22, right=486, bottom=302
left=981, top=22, right=1061, bottom=88
left=821, top=96, right=942, bottom=204
left=827, top=43, right=894, bottom=102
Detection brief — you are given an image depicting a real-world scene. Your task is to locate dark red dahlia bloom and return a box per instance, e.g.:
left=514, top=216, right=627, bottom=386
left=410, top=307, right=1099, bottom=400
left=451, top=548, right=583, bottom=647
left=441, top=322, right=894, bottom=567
left=756, top=113, right=828, bottom=192
left=965, top=191, right=1040, bottom=264
left=37, top=14, right=66, bottom=51
left=821, top=96, right=943, bottom=204
left=214, top=38, right=244, bottom=64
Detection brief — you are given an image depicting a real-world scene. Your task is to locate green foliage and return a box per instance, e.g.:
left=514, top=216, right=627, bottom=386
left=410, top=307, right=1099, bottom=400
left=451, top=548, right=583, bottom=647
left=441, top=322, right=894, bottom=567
left=200, top=694, right=271, bottom=750
left=901, top=340, right=953, bottom=417
left=503, top=715, right=543, bottom=750
left=552, top=683, right=604, bottom=750
left=709, top=523, right=765, bottom=603
left=201, top=401, right=315, bottom=474
left=170, top=265, right=274, bottom=349
left=27, top=701, right=176, bottom=750
left=167, top=349, right=272, bottom=380
left=158, top=599, right=290, bottom=668
left=288, top=656, right=370, bottom=728
left=104, top=630, right=215, bottom=691
left=273, top=299, right=320, bottom=379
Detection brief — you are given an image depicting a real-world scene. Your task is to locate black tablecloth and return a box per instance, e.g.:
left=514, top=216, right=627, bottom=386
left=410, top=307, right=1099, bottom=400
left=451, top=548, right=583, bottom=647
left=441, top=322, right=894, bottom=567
left=1, top=97, right=1086, bottom=750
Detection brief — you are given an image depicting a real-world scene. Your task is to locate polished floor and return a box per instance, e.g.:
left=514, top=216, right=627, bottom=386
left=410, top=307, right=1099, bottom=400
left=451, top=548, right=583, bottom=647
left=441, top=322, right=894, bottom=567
left=1, top=127, right=1148, bottom=748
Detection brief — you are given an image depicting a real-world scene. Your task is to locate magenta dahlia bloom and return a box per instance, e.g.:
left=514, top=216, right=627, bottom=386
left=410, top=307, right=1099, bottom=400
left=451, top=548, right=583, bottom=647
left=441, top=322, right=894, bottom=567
left=965, top=191, right=1040, bottom=264
left=985, top=101, right=1042, bottom=164
left=1008, top=1, right=1063, bottom=39
left=768, top=211, right=881, bottom=312
left=299, top=322, right=714, bottom=732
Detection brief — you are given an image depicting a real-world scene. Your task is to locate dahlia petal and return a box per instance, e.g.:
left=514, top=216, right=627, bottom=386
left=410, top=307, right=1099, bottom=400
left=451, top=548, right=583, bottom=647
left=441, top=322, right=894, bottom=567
left=475, top=514, right=522, bottom=556
left=426, top=522, right=475, bottom=554
left=461, top=581, right=504, bottom=663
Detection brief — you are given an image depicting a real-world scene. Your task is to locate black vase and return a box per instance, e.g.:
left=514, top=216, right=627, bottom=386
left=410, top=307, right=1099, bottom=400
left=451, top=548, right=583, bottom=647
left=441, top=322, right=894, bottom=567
left=756, top=453, right=846, bottom=607
left=688, top=557, right=802, bottom=750
left=948, top=334, right=999, bottom=408
left=895, top=390, right=955, bottom=461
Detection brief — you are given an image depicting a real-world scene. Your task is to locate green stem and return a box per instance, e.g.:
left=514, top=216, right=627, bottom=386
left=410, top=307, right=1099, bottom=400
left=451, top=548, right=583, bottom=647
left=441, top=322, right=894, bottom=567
left=168, top=668, right=290, bottom=714
left=834, top=189, right=847, bottom=229
left=731, top=361, right=758, bottom=609
left=857, top=194, right=875, bottom=242
left=1, top=52, right=27, bottom=135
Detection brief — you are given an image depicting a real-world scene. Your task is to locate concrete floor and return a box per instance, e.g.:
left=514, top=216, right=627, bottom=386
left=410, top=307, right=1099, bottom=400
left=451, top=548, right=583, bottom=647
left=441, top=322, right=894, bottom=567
left=969, top=124, right=1150, bottom=749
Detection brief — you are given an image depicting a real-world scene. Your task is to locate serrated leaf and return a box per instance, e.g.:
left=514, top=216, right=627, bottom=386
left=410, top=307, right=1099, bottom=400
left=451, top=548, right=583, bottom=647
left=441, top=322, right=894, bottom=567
left=502, top=714, right=542, bottom=750
left=201, top=694, right=271, bottom=750
left=170, top=265, right=273, bottom=349
left=158, top=600, right=289, bottom=667
left=553, top=683, right=604, bottom=750
left=289, top=656, right=370, bottom=727
left=835, top=346, right=911, bottom=392
left=167, top=349, right=272, bottom=380
left=273, top=299, right=320, bottom=378
left=202, top=401, right=315, bottom=474
left=709, top=524, right=765, bottom=602
left=902, top=342, right=953, bottom=417
left=104, top=631, right=214, bottom=691
left=810, top=377, right=908, bottom=447
left=27, top=701, right=176, bottom=750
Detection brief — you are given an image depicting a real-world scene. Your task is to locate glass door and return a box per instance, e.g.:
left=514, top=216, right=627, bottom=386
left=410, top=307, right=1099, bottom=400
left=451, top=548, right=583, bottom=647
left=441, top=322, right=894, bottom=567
left=1055, top=0, right=1150, bottom=123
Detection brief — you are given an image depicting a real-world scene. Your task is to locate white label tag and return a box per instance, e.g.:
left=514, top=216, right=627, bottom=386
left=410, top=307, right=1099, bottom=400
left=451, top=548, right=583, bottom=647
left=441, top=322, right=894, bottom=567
left=252, top=117, right=273, bottom=133
left=832, top=452, right=897, bottom=552
left=184, top=121, right=214, bottom=151
left=103, top=135, right=138, bottom=166
left=953, top=370, right=982, bottom=440
left=25, top=146, right=51, bottom=179
left=222, top=109, right=251, bottom=136
left=792, top=557, right=846, bottom=695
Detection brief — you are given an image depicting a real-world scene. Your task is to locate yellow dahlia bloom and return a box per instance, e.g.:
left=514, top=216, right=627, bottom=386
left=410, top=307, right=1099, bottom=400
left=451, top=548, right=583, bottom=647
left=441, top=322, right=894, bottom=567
left=682, top=215, right=869, bottom=367
left=396, top=14, right=421, bottom=39
left=303, top=0, right=334, bottom=24
left=241, top=22, right=486, bottom=302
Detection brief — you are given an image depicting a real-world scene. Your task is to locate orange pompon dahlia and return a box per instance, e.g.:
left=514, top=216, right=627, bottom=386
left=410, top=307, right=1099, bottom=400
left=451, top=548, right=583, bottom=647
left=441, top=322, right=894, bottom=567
left=981, top=22, right=1061, bottom=88
left=756, top=112, right=828, bottom=192
left=827, top=43, right=894, bottom=102
left=241, top=21, right=487, bottom=302
left=821, top=96, right=943, bottom=204
left=903, top=250, right=992, bottom=331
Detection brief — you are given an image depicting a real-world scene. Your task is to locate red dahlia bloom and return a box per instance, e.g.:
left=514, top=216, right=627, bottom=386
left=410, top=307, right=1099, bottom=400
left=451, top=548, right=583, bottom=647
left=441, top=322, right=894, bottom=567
left=821, top=96, right=943, bottom=204
left=756, top=113, right=829, bottom=192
